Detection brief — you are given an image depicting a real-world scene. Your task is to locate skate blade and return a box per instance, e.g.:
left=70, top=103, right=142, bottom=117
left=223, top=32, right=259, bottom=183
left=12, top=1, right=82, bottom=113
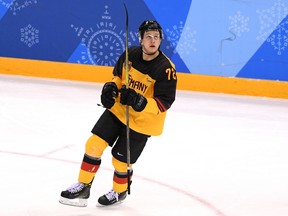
left=96, top=200, right=124, bottom=207
left=59, top=197, right=88, bottom=207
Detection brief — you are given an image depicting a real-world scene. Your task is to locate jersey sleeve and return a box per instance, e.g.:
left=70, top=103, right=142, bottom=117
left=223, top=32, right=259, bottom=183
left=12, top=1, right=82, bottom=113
left=154, top=66, right=177, bottom=112
left=111, top=51, right=126, bottom=88
left=112, top=52, right=125, bottom=78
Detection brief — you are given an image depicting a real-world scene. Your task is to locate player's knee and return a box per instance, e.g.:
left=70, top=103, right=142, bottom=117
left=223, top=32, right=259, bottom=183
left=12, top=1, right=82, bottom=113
left=85, top=134, right=108, bottom=157
left=112, top=156, right=132, bottom=172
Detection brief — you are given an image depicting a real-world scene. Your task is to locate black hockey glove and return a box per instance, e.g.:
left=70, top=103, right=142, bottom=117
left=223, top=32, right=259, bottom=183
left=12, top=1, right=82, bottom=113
left=120, top=85, right=147, bottom=112
left=101, top=82, right=119, bottom=109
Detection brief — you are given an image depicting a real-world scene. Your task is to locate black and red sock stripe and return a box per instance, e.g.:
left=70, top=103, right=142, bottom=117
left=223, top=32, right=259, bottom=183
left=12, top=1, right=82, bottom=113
left=80, top=154, right=101, bottom=173
left=113, top=170, right=133, bottom=185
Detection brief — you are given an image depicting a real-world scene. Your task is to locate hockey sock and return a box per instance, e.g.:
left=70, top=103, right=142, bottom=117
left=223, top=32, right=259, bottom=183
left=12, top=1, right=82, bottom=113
left=78, top=154, right=101, bottom=184
left=112, top=157, right=133, bottom=193
left=78, top=135, right=108, bottom=184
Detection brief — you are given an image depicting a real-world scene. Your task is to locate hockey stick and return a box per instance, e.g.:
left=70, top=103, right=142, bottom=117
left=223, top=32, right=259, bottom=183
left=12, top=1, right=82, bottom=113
left=123, top=2, right=131, bottom=195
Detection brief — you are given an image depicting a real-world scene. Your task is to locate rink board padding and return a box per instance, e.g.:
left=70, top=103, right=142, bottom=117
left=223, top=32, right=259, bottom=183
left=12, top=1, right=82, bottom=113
left=0, top=57, right=288, bottom=99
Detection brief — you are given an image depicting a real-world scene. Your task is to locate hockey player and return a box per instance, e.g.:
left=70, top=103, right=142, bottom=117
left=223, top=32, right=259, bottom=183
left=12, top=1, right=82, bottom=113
left=59, top=20, right=177, bottom=207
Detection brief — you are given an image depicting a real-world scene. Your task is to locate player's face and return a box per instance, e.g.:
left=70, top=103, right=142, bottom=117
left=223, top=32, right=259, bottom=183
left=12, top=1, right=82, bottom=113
left=141, top=30, right=161, bottom=55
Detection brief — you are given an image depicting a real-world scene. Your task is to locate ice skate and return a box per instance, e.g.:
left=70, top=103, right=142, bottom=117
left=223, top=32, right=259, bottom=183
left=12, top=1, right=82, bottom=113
left=97, top=189, right=127, bottom=206
left=59, top=182, right=91, bottom=207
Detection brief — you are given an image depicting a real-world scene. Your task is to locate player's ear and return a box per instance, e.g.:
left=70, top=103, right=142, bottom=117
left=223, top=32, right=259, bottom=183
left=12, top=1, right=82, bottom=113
left=138, top=33, right=142, bottom=44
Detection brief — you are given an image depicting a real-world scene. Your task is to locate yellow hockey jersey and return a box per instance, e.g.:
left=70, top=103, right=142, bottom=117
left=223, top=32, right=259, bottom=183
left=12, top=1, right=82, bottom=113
left=109, top=46, right=177, bottom=136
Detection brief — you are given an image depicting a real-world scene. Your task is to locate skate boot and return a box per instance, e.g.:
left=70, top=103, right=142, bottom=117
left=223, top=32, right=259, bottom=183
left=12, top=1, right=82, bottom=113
left=59, top=182, right=91, bottom=207
left=97, top=189, right=127, bottom=206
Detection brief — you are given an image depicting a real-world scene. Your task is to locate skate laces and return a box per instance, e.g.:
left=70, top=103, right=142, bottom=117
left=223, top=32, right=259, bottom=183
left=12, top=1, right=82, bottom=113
left=67, top=182, right=85, bottom=193
left=105, top=190, right=119, bottom=201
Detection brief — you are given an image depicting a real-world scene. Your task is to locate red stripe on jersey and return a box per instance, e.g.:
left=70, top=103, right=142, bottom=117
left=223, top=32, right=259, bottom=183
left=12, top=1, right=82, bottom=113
left=154, top=97, right=168, bottom=112
left=81, top=161, right=99, bottom=173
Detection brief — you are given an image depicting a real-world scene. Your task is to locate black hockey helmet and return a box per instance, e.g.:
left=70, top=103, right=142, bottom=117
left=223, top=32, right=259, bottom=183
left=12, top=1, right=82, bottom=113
left=138, top=20, right=163, bottom=42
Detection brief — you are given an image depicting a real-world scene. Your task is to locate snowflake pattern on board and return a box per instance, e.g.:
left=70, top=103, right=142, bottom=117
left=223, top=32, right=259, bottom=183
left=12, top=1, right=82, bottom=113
left=0, top=0, right=13, bottom=8
left=7, top=0, right=38, bottom=15
left=70, top=5, right=137, bottom=66
left=256, top=0, right=288, bottom=55
left=165, top=21, right=196, bottom=55
left=229, top=11, right=250, bottom=37
left=20, top=24, right=39, bottom=47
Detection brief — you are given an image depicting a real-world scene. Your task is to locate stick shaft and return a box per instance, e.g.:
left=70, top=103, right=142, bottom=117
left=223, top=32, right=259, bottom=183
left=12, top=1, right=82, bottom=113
left=123, top=3, right=131, bottom=195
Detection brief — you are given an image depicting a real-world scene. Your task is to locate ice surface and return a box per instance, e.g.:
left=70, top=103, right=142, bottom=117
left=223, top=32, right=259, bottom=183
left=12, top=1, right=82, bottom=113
left=1, top=74, right=288, bottom=216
